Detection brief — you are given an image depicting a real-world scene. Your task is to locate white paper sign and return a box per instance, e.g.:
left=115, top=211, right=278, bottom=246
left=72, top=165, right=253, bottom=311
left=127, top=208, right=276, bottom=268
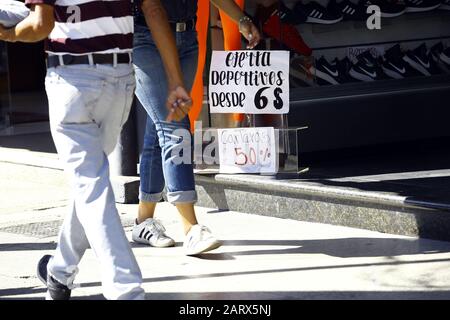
left=209, top=50, right=290, bottom=114
left=218, top=127, right=278, bottom=174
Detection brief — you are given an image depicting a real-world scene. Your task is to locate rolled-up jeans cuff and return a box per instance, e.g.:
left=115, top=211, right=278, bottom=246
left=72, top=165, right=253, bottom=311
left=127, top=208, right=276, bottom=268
left=139, top=191, right=163, bottom=203
left=167, top=190, right=197, bottom=204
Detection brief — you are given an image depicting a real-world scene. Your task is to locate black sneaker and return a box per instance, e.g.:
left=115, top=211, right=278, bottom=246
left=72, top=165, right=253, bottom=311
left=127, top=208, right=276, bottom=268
left=367, top=0, right=406, bottom=17
left=295, top=1, right=344, bottom=24
left=334, top=57, right=357, bottom=83
left=382, top=44, right=420, bottom=78
left=440, top=47, right=450, bottom=68
left=309, top=56, right=341, bottom=85
left=256, top=2, right=307, bottom=26
left=439, top=0, right=450, bottom=10
left=430, top=42, right=444, bottom=62
left=430, top=42, right=447, bottom=72
left=37, top=255, right=71, bottom=300
left=335, top=0, right=370, bottom=21
left=349, top=50, right=379, bottom=81
left=404, top=0, right=442, bottom=12
left=403, top=43, right=433, bottom=76
left=425, top=42, right=444, bottom=75
left=277, top=1, right=308, bottom=24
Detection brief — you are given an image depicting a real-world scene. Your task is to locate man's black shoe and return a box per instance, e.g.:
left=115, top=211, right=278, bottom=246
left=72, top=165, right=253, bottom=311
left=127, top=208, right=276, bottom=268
left=37, top=255, right=71, bottom=300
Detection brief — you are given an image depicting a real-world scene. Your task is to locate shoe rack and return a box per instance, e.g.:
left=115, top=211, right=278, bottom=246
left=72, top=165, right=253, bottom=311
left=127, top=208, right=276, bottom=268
left=250, top=0, right=450, bottom=154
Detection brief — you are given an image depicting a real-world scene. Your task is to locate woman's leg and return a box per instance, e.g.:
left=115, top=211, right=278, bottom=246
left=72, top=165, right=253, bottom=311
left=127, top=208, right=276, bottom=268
left=134, top=25, right=221, bottom=254
left=132, top=25, right=175, bottom=247
left=137, top=116, right=161, bottom=224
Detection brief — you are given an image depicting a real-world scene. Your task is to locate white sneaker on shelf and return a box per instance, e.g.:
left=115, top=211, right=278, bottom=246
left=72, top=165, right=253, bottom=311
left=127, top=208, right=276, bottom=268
left=132, top=218, right=175, bottom=248
left=183, top=224, right=222, bottom=256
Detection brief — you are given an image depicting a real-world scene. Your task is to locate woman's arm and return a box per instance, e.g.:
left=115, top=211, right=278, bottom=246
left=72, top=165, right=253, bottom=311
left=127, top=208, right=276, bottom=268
left=141, top=0, right=192, bottom=121
left=210, top=0, right=261, bottom=49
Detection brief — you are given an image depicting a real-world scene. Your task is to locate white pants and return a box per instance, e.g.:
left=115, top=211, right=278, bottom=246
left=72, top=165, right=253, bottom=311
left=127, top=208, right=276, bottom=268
left=45, top=63, right=144, bottom=300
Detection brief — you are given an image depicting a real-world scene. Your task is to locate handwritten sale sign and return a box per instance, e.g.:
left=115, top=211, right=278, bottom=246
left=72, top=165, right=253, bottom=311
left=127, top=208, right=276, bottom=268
left=218, top=127, right=278, bottom=174
left=209, top=50, right=290, bottom=114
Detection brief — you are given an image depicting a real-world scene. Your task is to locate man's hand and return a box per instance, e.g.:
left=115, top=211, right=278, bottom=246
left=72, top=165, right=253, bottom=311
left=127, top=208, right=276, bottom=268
left=166, top=86, right=193, bottom=122
left=239, top=18, right=261, bottom=50
left=0, top=24, right=15, bottom=42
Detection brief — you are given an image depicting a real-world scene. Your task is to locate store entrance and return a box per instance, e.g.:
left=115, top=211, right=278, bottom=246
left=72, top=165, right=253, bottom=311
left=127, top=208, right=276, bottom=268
left=1, top=41, right=48, bottom=133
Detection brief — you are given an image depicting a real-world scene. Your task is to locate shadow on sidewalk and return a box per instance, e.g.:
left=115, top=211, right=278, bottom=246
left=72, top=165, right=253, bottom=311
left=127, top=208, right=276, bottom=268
left=214, top=237, right=450, bottom=258
left=2, top=237, right=450, bottom=258
left=0, top=132, right=56, bottom=154
left=10, top=255, right=443, bottom=297
left=2, top=290, right=450, bottom=300
left=0, top=242, right=56, bottom=251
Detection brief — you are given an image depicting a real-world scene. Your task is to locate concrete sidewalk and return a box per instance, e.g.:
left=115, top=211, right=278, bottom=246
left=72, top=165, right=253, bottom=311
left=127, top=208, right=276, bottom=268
left=1, top=161, right=450, bottom=300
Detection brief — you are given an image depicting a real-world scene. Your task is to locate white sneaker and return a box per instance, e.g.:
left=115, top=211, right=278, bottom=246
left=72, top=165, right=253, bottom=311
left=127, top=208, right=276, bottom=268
left=183, top=224, right=222, bottom=255
left=132, top=218, right=175, bottom=248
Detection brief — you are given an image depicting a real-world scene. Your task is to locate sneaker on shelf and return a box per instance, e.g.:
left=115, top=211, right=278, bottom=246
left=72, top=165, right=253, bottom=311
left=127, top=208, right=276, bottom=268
left=294, top=1, right=344, bottom=24
left=37, top=255, right=71, bottom=300
left=183, top=224, right=222, bottom=256
left=260, top=7, right=313, bottom=56
left=334, top=0, right=370, bottom=21
left=349, top=50, right=379, bottom=81
left=367, top=0, right=406, bottom=17
left=255, top=2, right=307, bottom=26
left=309, top=56, right=341, bottom=85
left=278, top=1, right=309, bottom=24
left=440, top=47, right=450, bottom=68
left=430, top=42, right=444, bottom=62
left=425, top=42, right=444, bottom=75
left=290, top=55, right=316, bottom=86
left=334, top=56, right=357, bottom=83
left=382, top=44, right=419, bottom=79
left=132, top=218, right=175, bottom=248
left=428, top=52, right=443, bottom=75
left=403, top=43, right=433, bottom=76
left=404, top=0, right=442, bottom=12
left=439, top=0, right=450, bottom=10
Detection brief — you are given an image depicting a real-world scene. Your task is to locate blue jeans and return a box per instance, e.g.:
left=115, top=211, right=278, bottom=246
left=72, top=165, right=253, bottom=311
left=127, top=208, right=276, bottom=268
left=133, top=24, right=199, bottom=204
left=45, top=63, right=144, bottom=300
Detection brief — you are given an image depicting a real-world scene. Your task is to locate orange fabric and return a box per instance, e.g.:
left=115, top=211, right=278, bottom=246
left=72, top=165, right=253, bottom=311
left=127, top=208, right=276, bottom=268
left=219, top=0, right=244, bottom=51
left=219, top=0, right=245, bottom=122
left=189, top=0, right=210, bottom=130
left=189, top=0, right=245, bottom=129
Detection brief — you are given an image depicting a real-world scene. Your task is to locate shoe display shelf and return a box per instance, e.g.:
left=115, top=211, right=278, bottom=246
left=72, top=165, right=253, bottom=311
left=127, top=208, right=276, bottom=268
left=267, top=1, right=450, bottom=154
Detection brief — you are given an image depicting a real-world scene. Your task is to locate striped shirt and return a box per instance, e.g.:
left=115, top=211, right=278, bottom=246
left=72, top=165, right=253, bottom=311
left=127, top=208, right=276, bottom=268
left=25, top=0, right=133, bottom=55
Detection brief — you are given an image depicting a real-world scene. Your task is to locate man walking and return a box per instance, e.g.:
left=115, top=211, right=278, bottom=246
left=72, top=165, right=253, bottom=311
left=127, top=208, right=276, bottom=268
left=0, top=0, right=191, bottom=300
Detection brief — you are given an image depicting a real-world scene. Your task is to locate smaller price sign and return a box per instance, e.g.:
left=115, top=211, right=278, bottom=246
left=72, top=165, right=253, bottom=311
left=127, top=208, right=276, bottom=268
left=218, top=127, right=277, bottom=174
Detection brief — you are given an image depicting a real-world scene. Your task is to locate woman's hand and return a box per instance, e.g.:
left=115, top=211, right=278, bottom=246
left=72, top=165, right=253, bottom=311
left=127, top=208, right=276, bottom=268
left=166, top=85, right=193, bottom=122
left=239, top=16, right=261, bottom=50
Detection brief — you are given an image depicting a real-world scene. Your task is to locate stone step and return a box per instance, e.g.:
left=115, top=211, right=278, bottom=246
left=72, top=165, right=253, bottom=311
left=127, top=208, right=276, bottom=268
left=195, top=171, right=450, bottom=242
